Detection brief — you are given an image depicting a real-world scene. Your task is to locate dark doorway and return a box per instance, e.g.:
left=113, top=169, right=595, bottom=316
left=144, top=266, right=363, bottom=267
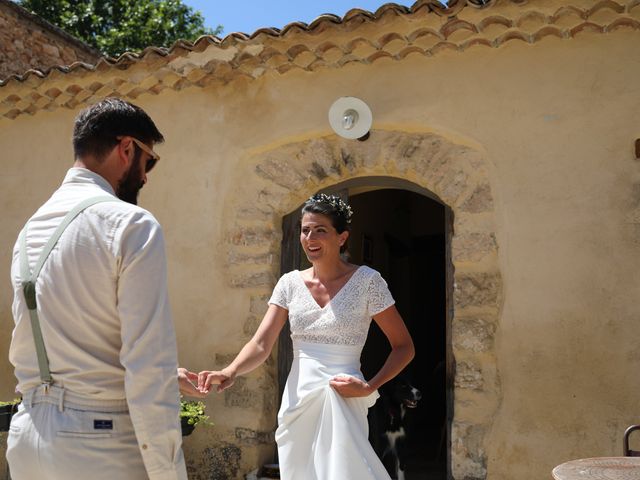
left=350, top=189, right=447, bottom=480
left=278, top=185, right=449, bottom=480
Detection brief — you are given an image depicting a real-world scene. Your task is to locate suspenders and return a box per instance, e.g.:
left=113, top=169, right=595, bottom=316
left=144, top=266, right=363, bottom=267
left=18, top=195, right=120, bottom=390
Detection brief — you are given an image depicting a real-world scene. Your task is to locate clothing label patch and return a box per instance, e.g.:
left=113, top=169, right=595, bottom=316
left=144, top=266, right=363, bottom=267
left=93, top=419, right=113, bottom=430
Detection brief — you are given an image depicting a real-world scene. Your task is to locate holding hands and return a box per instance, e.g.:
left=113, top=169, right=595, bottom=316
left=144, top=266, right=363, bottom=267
left=197, top=368, right=237, bottom=394
left=181, top=368, right=372, bottom=398
left=176, top=367, right=236, bottom=396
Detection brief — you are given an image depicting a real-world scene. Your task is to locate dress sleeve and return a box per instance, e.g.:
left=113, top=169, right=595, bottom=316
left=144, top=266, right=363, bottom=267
left=367, top=270, right=395, bottom=316
left=268, top=272, right=290, bottom=310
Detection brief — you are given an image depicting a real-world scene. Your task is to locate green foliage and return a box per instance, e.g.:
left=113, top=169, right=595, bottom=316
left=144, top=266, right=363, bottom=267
left=180, top=400, right=212, bottom=427
left=17, top=0, right=223, bottom=57
left=0, top=399, right=20, bottom=407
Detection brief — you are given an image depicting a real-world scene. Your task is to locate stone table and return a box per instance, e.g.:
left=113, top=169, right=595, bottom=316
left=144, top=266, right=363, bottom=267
left=553, top=457, right=640, bottom=480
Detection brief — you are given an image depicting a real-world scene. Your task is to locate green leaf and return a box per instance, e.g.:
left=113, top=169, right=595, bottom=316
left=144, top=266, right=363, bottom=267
left=179, top=399, right=212, bottom=428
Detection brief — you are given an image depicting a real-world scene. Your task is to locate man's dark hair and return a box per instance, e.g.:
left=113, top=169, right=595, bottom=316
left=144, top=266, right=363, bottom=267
left=73, top=98, right=164, bottom=161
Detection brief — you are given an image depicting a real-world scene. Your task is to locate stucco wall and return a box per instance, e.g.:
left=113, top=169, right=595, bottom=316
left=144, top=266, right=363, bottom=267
left=0, top=20, right=639, bottom=480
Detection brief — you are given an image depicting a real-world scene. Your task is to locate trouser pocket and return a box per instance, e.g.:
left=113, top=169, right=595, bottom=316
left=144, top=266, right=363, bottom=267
left=55, top=408, right=132, bottom=439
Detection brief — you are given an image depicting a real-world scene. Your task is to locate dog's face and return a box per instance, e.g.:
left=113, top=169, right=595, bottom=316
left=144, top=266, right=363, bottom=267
left=392, top=380, right=422, bottom=409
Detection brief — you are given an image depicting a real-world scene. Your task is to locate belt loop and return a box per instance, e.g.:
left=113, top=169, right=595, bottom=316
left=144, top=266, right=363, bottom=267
left=58, top=388, right=65, bottom=412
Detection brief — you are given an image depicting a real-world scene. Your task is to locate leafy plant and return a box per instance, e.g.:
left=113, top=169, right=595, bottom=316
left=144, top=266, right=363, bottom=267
left=0, top=399, right=20, bottom=408
left=0, top=399, right=20, bottom=431
left=179, top=400, right=211, bottom=427
left=17, top=0, right=223, bottom=57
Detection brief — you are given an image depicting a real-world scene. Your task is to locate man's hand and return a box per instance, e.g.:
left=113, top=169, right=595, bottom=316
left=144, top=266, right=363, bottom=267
left=178, top=367, right=206, bottom=398
left=198, top=368, right=236, bottom=394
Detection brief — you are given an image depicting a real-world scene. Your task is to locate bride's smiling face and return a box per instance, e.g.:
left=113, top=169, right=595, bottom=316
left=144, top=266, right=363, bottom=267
left=300, top=212, right=349, bottom=262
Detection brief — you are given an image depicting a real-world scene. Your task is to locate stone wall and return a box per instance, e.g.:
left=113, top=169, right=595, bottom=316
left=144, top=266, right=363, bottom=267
left=0, top=0, right=99, bottom=80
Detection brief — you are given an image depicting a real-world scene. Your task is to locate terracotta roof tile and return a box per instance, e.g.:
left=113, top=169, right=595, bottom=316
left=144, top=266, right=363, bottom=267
left=1, top=0, right=638, bottom=120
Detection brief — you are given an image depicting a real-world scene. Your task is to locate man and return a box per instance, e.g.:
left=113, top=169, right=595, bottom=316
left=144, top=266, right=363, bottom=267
left=7, top=98, right=201, bottom=480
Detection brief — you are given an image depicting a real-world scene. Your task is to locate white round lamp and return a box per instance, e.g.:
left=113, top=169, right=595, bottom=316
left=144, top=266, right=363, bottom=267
left=328, top=97, right=372, bottom=140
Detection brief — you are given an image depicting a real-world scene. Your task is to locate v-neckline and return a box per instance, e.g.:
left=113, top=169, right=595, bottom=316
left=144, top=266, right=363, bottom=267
left=297, top=265, right=363, bottom=310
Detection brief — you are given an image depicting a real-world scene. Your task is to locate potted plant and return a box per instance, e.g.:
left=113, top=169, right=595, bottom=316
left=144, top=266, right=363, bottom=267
left=179, top=400, right=211, bottom=437
left=0, top=399, right=20, bottom=432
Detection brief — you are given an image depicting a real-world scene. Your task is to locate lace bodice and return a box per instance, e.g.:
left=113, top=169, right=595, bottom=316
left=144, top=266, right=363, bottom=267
left=268, top=265, right=395, bottom=346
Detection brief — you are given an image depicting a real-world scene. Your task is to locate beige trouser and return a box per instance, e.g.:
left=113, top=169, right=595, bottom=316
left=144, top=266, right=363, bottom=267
left=6, top=385, right=148, bottom=480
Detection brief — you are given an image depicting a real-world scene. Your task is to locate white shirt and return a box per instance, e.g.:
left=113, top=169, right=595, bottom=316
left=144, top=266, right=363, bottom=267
left=10, top=167, right=187, bottom=480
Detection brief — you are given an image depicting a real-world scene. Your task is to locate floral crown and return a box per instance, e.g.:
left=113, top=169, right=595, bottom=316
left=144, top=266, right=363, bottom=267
left=308, top=193, right=354, bottom=223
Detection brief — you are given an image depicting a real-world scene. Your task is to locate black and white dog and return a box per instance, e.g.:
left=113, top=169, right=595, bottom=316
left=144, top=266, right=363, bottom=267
left=369, top=378, right=422, bottom=480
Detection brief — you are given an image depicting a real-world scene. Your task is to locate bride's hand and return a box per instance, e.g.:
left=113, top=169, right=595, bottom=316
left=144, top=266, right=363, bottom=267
left=329, top=375, right=373, bottom=398
left=198, top=368, right=236, bottom=394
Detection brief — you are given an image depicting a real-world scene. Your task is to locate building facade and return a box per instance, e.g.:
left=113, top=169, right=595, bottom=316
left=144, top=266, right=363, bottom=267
left=1, top=0, right=639, bottom=478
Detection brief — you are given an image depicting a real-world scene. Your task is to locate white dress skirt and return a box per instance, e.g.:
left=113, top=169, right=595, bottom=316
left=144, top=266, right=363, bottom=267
left=275, top=340, right=391, bottom=480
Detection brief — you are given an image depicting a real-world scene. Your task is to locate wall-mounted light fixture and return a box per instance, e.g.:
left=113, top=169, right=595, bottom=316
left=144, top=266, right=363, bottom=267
left=328, top=97, right=372, bottom=140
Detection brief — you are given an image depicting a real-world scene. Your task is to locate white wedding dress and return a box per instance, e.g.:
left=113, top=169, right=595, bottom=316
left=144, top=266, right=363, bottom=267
left=269, top=265, right=394, bottom=480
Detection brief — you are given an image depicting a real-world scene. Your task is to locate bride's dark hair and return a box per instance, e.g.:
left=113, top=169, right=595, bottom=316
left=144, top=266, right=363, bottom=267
left=302, top=194, right=353, bottom=253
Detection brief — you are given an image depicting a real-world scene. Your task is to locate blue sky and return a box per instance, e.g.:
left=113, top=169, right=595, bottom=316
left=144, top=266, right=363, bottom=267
left=181, top=1, right=414, bottom=36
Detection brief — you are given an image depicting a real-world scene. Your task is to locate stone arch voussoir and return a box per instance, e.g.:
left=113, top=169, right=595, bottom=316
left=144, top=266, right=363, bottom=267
left=224, top=129, right=502, bottom=480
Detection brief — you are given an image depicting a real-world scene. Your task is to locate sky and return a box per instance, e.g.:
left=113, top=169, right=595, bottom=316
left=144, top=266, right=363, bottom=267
left=181, top=1, right=416, bottom=36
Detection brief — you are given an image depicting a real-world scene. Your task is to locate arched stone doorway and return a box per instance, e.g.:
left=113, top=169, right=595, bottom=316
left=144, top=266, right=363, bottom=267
left=224, top=130, right=502, bottom=480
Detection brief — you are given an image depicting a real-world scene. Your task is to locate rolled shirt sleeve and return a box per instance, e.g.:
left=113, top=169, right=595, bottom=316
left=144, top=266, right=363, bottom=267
left=116, top=210, right=187, bottom=480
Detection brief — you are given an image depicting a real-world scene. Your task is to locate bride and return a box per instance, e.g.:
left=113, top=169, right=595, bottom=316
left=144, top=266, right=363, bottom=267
left=198, top=193, right=415, bottom=479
